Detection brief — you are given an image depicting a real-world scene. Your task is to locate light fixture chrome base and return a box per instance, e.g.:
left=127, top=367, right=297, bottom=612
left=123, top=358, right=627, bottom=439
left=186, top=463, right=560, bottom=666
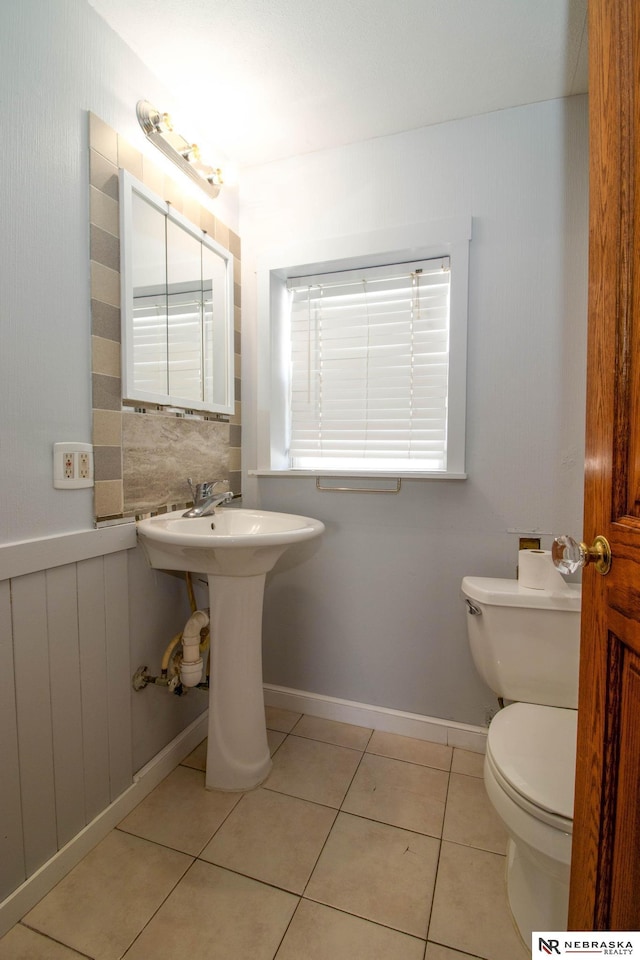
left=136, top=100, right=222, bottom=200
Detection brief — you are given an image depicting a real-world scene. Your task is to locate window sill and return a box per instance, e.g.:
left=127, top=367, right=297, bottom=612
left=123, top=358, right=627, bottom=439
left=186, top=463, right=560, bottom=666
left=248, top=469, right=468, bottom=480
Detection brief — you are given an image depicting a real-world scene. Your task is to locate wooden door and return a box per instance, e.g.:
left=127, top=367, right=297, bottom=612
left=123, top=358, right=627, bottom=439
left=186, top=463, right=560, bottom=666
left=568, top=0, right=640, bottom=929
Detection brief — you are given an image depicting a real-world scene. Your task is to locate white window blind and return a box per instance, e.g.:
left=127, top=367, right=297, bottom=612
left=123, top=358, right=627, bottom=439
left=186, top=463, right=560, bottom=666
left=286, top=257, right=451, bottom=471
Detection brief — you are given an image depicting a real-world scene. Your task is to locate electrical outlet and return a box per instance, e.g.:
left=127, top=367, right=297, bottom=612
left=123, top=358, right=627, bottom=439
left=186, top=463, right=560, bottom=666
left=53, top=442, right=94, bottom=489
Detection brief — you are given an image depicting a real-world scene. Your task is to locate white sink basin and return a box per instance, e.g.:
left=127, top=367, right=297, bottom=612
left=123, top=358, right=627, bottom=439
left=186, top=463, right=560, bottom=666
left=136, top=506, right=324, bottom=791
left=137, top=507, right=325, bottom=576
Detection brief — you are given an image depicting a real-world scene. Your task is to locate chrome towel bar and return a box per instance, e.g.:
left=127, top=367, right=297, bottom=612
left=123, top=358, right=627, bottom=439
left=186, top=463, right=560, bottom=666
left=315, top=477, right=402, bottom=494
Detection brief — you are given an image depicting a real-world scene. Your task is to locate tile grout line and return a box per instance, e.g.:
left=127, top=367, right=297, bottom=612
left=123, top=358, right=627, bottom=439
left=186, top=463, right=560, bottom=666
left=423, top=753, right=452, bottom=946
left=295, top=738, right=369, bottom=901
left=16, top=921, right=96, bottom=960
left=116, top=856, right=199, bottom=959
left=269, top=894, right=301, bottom=960
left=278, top=716, right=375, bottom=937
left=290, top=897, right=431, bottom=953
left=426, top=938, right=486, bottom=960
left=283, top=718, right=437, bottom=947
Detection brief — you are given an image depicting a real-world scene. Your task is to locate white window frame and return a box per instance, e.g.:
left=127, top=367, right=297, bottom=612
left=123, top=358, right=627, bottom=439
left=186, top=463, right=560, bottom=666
left=254, top=218, right=471, bottom=479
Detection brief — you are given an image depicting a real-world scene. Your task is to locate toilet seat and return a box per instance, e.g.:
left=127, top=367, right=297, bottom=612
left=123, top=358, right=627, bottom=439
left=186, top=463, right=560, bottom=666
left=486, top=702, right=577, bottom=830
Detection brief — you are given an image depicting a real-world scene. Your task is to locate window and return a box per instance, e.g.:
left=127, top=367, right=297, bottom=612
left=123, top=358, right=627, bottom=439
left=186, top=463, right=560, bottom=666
left=256, top=218, right=470, bottom=478
left=287, top=258, right=451, bottom=471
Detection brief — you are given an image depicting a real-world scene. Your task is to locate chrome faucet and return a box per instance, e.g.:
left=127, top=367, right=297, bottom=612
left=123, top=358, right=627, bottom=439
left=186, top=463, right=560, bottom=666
left=183, top=478, right=234, bottom=518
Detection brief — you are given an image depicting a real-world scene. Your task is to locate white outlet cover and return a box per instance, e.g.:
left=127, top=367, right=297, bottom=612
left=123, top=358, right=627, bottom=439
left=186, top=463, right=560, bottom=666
left=53, top=442, right=94, bottom=489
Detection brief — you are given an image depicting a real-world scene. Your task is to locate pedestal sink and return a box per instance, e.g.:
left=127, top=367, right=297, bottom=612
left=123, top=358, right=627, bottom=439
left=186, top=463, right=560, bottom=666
left=136, top=508, right=324, bottom=791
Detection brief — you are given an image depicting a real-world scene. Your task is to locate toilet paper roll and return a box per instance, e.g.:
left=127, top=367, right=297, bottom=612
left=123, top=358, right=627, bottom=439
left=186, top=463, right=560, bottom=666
left=518, top=549, right=567, bottom=591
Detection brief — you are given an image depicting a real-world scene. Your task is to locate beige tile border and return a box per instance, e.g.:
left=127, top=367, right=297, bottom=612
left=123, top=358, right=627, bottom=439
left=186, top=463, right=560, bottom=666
left=90, top=261, right=120, bottom=308
left=93, top=410, right=122, bottom=447
left=90, top=186, right=119, bottom=237
left=92, top=336, right=121, bottom=378
left=89, top=113, right=118, bottom=165
left=94, top=479, right=125, bottom=520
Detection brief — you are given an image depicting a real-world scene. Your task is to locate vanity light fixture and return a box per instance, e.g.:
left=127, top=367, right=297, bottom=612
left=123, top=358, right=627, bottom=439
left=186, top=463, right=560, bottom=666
left=136, top=100, right=223, bottom=199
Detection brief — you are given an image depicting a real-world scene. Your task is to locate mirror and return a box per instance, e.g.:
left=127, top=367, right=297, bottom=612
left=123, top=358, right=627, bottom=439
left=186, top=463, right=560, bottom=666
left=119, top=170, right=234, bottom=415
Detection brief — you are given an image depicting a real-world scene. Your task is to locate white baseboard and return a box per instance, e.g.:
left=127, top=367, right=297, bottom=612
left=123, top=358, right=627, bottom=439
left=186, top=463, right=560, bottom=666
left=263, top=684, right=487, bottom=753
left=0, top=711, right=208, bottom=939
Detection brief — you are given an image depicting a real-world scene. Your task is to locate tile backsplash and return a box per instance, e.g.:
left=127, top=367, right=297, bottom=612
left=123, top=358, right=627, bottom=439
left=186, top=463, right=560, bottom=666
left=122, top=413, right=232, bottom=516
left=88, top=113, right=241, bottom=521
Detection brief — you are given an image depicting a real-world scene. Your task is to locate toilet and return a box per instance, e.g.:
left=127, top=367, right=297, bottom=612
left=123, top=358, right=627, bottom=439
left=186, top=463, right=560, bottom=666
left=461, top=575, right=581, bottom=940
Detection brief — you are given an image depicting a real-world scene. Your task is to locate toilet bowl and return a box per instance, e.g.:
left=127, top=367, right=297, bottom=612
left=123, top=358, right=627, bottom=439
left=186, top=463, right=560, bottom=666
left=461, top=574, right=581, bottom=941
left=484, top=701, right=576, bottom=935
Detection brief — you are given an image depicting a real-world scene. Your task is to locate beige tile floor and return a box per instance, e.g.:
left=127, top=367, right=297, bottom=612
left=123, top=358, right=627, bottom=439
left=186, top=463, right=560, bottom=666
left=0, top=709, right=530, bottom=960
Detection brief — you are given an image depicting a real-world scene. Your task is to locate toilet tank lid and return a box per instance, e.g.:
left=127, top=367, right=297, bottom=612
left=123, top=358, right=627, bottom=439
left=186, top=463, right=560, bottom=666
left=461, top=576, right=581, bottom=611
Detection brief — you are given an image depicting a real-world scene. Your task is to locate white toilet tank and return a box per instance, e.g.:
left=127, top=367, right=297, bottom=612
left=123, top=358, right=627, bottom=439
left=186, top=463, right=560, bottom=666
left=461, top=576, right=581, bottom=708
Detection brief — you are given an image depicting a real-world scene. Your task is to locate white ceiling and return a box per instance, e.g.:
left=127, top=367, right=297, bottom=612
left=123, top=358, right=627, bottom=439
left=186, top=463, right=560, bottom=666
left=87, top=0, right=588, bottom=169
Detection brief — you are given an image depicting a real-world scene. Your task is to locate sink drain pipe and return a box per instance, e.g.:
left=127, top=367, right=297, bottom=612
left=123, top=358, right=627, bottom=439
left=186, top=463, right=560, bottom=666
left=132, top=573, right=211, bottom=694
left=179, top=609, right=209, bottom=687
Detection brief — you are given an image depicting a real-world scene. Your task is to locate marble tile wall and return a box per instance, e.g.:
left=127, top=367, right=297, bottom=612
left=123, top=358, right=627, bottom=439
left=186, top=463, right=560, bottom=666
left=88, top=112, right=242, bottom=521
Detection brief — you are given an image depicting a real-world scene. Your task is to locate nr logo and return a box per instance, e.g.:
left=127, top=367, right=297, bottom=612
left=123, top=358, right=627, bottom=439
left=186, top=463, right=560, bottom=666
left=538, top=940, right=561, bottom=956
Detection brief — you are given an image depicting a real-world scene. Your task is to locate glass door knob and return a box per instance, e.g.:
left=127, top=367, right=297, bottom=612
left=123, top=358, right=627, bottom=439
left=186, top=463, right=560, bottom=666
left=552, top=534, right=612, bottom=576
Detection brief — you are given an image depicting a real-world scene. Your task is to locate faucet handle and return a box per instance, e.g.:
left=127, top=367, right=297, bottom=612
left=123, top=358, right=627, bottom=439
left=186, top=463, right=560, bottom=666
left=199, top=479, right=227, bottom=498
left=187, top=478, right=227, bottom=502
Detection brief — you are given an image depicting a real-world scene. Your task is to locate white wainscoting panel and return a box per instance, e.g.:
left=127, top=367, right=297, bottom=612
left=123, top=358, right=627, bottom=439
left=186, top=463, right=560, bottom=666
left=77, top=557, right=112, bottom=822
left=1, top=549, right=134, bottom=907
left=11, top=572, right=58, bottom=878
left=104, top=552, right=133, bottom=799
left=0, top=580, right=25, bottom=901
left=46, top=564, right=87, bottom=848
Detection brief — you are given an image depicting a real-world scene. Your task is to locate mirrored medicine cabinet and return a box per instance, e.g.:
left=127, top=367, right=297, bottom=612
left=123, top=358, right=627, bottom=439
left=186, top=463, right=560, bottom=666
left=119, top=169, right=235, bottom=416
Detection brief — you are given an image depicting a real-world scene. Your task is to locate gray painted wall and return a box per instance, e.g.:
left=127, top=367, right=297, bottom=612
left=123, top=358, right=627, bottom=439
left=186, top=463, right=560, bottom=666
left=240, top=95, right=589, bottom=726
left=0, top=0, right=239, bottom=546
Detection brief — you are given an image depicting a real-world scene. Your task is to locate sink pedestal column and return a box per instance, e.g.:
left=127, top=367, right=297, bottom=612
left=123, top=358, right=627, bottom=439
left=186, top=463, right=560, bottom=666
left=205, top=572, right=272, bottom=791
